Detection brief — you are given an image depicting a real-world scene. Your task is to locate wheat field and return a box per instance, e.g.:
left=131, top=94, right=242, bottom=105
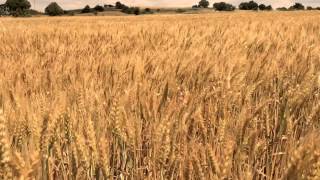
left=0, top=12, right=320, bottom=179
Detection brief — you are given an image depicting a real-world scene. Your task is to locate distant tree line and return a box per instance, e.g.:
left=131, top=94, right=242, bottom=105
left=1, top=0, right=320, bottom=17
left=192, top=0, right=271, bottom=11
left=192, top=0, right=320, bottom=12
left=43, top=1, right=153, bottom=16
left=117, top=2, right=156, bottom=15
left=77, top=2, right=153, bottom=16
left=0, top=0, right=154, bottom=17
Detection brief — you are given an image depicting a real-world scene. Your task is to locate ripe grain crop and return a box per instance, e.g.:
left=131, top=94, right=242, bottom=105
left=0, top=12, right=320, bottom=179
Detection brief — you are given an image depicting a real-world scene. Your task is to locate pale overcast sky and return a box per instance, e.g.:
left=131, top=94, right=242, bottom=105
left=0, top=0, right=319, bottom=11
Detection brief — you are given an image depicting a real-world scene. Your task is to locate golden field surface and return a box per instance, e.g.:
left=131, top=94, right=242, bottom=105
left=0, top=12, right=320, bottom=179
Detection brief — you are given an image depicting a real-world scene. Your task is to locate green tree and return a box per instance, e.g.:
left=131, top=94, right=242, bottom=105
left=265, top=5, right=272, bottom=10
left=213, top=2, right=235, bottom=11
left=133, top=7, right=140, bottom=15
left=115, top=1, right=125, bottom=9
left=121, top=6, right=140, bottom=15
left=239, top=1, right=258, bottom=10
left=5, top=0, right=31, bottom=16
left=258, top=4, right=266, bottom=10
left=45, top=2, right=64, bottom=16
left=258, top=4, right=272, bottom=11
left=198, top=0, right=209, bottom=8
left=289, top=3, right=305, bottom=10
left=81, top=5, right=91, bottom=13
left=94, top=5, right=104, bottom=12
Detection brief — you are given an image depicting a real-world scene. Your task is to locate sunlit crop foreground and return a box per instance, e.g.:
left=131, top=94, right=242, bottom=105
left=0, top=12, right=320, bottom=179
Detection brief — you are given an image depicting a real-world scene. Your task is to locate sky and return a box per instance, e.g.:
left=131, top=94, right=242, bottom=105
left=1, top=0, right=320, bottom=11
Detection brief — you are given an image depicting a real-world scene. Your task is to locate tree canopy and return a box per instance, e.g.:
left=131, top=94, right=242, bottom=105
left=94, top=5, right=104, bottom=12
left=239, top=1, right=258, bottom=10
left=213, top=2, right=235, bottom=11
left=198, top=0, right=209, bottom=8
left=45, top=2, right=64, bottom=16
left=259, top=4, right=272, bottom=11
left=81, top=5, right=91, bottom=13
left=5, top=0, right=31, bottom=11
left=115, top=1, right=126, bottom=9
left=289, top=3, right=305, bottom=10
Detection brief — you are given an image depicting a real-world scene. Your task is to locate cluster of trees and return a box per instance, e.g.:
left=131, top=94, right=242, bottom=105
left=289, top=3, right=305, bottom=10
left=81, top=4, right=116, bottom=14
left=0, top=0, right=63, bottom=16
left=277, top=3, right=320, bottom=11
left=275, top=3, right=305, bottom=11
left=213, top=2, right=235, bottom=11
left=2, top=0, right=320, bottom=17
left=258, top=4, right=272, bottom=11
left=193, top=0, right=236, bottom=10
left=238, top=1, right=269, bottom=10
left=228, top=1, right=272, bottom=11
left=122, top=6, right=141, bottom=15
left=241, top=1, right=320, bottom=11
left=44, top=3, right=109, bottom=16
left=48, top=1, right=149, bottom=16
left=0, top=0, right=149, bottom=17
left=239, top=1, right=259, bottom=10
left=192, top=0, right=320, bottom=11
left=193, top=0, right=272, bottom=11
left=307, top=6, right=320, bottom=10
left=115, top=1, right=155, bottom=15
left=114, top=1, right=140, bottom=15
left=115, top=1, right=127, bottom=9
left=3, top=0, right=31, bottom=16
left=238, top=1, right=272, bottom=10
